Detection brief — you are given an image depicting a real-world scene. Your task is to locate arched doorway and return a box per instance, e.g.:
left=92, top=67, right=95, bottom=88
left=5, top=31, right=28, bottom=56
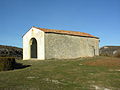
left=30, top=38, right=37, bottom=58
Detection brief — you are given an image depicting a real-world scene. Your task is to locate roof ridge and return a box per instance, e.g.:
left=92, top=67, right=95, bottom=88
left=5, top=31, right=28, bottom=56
left=32, top=26, right=99, bottom=39
left=33, top=26, right=87, bottom=33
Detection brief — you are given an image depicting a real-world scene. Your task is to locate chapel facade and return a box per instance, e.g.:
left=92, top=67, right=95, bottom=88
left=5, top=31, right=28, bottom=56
left=23, top=26, right=99, bottom=60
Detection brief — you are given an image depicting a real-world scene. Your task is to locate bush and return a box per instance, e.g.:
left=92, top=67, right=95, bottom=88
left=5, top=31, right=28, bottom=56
left=0, top=57, right=16, bottom=71
left=114, top=50, right=120, bottom=58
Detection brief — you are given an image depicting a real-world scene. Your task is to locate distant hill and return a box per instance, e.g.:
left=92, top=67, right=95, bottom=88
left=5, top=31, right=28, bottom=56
left=100, top=46, right=120, bottom=57
left=0, top=45, right=22, bottom=60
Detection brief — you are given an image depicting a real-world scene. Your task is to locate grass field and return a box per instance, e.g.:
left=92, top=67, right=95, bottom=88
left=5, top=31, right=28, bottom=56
left=0, top=56, right=120, bottom=90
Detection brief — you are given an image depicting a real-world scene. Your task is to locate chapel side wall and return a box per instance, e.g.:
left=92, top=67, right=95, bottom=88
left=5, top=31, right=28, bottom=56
left=45, top=33, right=99, bottom=59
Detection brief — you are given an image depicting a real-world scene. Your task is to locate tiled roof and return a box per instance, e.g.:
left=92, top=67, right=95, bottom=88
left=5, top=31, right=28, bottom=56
left=33, top=26, right=99, bottom=39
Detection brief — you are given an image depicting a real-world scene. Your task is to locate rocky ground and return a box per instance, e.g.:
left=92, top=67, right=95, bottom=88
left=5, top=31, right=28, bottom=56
left=100, top=46, right=120, bottom=57
left=0, top=45, right=22, bottom=60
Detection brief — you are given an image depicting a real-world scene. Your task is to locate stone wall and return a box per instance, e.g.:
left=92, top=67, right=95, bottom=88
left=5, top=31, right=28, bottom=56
left=45, top=33, right=99, bottom=59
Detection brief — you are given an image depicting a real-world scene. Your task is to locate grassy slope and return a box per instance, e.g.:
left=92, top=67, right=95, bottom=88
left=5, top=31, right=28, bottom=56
left=0, top=57, right=120, bottom=90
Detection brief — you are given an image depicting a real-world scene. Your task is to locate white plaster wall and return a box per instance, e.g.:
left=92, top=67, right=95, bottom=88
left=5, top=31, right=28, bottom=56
left=23, top=27, right=45, bottom=60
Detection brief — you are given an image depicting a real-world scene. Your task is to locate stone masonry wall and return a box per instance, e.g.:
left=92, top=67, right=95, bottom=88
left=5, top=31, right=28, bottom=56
left=45, top=33, right=99, bottom=59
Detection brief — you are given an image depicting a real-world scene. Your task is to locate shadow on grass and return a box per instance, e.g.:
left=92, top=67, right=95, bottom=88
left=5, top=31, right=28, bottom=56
left=14, top=62, right=31, bottom=69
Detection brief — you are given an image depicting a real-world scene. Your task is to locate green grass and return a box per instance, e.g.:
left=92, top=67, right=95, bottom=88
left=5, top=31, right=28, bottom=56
left=0, top=56, right=120, bottom=90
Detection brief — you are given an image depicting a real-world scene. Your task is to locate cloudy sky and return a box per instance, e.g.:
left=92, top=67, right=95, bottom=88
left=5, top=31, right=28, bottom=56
left=0, top=0, right=120, bottom=47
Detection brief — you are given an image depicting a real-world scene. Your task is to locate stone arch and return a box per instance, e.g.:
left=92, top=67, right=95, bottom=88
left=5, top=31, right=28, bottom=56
left=29, top=38, right=37, bottom=58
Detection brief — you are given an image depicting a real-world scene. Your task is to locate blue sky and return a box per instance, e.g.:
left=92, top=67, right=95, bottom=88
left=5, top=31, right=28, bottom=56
left=0, top=0, right=120, bottom=48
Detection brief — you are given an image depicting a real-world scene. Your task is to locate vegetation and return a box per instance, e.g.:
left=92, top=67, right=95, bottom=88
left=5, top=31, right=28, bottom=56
left=0, top=57, right=15, bottom=71
left=0, top=45, right=22, bottom=60
left=100, top=46, right=120, bottom=57
left=0, top=56, right=120, bottom=90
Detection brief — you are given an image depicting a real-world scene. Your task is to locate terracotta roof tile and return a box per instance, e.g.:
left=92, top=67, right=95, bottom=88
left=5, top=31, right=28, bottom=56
left=33, top=26, right=99, bottom=39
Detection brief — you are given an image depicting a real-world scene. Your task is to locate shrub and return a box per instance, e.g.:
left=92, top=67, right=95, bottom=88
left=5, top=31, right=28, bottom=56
left=0, top=57, right=15, bottom=71
left=114, top=50, right=120, bottom=58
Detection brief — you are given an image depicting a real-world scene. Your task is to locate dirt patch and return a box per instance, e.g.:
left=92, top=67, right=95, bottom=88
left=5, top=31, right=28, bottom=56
left=84, top=57, right=120, bottom=67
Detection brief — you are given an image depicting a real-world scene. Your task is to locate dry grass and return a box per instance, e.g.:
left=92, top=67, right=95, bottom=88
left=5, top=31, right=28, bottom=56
left=84, top=57, right=120, bottom=67
left=0, top=56, right=119, bottom=90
